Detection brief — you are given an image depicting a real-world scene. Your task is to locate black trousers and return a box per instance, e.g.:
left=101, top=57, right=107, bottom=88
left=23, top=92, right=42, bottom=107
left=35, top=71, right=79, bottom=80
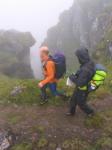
left=70, top=89, right=94, bottom=115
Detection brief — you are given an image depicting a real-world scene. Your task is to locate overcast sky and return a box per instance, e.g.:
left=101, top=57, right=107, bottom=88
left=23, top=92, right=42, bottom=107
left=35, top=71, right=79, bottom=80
left=0, top=0, right=73, bottom=45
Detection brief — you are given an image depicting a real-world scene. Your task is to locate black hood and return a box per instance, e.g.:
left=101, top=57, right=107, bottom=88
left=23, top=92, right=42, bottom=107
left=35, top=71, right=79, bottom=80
left=75, top=48, right=90, bottom=65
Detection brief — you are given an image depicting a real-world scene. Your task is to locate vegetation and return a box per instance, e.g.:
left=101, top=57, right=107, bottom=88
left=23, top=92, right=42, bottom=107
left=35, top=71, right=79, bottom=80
left=0, top=57, right=112, bottom=106
left=0, top=28, right=112, bottom=149
left=0, top=1, right=112, bottom=150
left=0, top=75, right=66, bottom=105
left=0, top=60, right=111, bottom=149
left=11, top=143, right=32, bottom=150
left=84, top=113, right=104, bottom=128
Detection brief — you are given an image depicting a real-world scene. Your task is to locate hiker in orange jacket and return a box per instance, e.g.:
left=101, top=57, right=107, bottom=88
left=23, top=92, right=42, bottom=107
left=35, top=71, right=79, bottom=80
left=38, top=47, right=57, bottom=87
left=38, top=46, right=61, bottom=104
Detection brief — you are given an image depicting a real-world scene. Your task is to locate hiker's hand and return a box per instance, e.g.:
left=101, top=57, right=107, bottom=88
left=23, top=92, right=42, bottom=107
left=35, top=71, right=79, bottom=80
left=38, top=82, right=43, bottom=88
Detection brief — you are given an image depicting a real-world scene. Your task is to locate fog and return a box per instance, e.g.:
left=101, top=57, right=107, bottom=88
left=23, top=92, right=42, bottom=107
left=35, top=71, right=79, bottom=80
left=0, top=0, right=73, bottom=78
left=0, top=0, right=73, bottom=43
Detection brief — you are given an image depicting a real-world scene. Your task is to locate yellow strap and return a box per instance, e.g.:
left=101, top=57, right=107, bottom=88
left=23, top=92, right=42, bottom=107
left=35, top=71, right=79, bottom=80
left=78, top=86, right=87, bottom=91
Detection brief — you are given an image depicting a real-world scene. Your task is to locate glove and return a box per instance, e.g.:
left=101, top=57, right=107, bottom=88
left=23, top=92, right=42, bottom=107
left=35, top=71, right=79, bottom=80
left=66, top=77, right=74, bottom=87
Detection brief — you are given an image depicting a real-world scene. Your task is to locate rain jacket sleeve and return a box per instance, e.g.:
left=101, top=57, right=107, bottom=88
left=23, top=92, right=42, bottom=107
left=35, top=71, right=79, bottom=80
left=40, top=61, right=56, bottom=86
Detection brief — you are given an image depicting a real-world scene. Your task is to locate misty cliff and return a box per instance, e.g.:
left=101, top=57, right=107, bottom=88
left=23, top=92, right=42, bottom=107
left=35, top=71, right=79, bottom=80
left=43, top=0, right=112, bottom=68
left=0, top=30, right=36, bottom=78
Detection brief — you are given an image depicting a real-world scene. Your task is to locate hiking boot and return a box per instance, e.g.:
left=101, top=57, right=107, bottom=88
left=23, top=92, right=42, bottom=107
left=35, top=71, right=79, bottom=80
left=40, top=99, right=48, bottom=105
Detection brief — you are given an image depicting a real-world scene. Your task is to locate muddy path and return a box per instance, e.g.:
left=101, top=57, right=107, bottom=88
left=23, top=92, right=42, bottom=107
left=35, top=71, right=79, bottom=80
left=0, top=96, right=112, bottom=149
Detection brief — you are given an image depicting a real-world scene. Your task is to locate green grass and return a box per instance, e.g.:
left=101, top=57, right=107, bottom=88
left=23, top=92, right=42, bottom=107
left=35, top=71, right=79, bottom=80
left=0, top=75, right=68, bottom=106
left=95, top=137, right=112, bottom=150
left=37, top=137, right=48, bottom=148
left=11, top=143, right=32, bottom=150
left=31, top=125, right=45, bottom=136
left=0, top=75, right=39, bottom=105
left=0, top=59, right=112, bottom=106
left=61, top=138, right=90, bottom=150
left=84, top=113, right=104, bottom=128
left=0, top=61, right=112, bottom=106
left=7, top=113, right=23, bottom=125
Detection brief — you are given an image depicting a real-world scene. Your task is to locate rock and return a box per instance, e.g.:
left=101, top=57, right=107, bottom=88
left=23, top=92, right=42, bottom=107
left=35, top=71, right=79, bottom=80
left=0, top=30, right=36, bottom=78
left=42, top=0, right=112, bottom=69
left=56, top=147, right=62, bottom=150
left=0, top=138, right=10, bottom=150
left=31, top=133, right=39, bottom=143
left=13, top=104, right=18, bottom=108
left=0, top=129, right=16, bottom=150
left=10, top=86, right=26, bottom=96
left=48, top=134, right=52, bottom=138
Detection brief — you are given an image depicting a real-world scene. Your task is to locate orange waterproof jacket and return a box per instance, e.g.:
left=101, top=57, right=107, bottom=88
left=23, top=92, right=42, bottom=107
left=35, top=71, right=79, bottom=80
left=40, top=60, right=57, bottom=86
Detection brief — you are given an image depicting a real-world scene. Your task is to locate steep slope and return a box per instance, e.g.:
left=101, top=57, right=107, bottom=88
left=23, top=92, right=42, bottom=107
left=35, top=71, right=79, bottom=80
left=42, top=0, right=112, bottom=68
left=0, top=71, right=112, bottom=150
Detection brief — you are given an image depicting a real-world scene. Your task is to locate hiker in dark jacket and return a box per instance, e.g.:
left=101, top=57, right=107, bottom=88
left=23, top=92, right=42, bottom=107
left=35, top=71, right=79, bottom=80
left=66, top=48, right=95, bottom=117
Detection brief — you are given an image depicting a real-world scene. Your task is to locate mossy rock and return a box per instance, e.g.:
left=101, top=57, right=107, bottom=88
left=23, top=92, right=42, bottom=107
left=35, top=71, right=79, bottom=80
left=11, top=143, right=32, bottom=150
left=37, top=137, right=48, bottom=148
left=84, top=114, right=104, bottom=128
left=96, top=137, right=112, bottom=149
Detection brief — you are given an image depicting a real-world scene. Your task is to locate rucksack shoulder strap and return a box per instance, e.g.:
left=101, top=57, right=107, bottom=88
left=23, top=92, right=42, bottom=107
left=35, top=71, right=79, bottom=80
left=43, top=58, right=54, bottom=69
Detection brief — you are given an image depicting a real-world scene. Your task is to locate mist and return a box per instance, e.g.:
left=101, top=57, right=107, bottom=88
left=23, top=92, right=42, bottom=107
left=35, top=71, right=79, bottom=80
left=0, top=0, right=73, bottom=78
left=0, top=0, right=73, bottom=43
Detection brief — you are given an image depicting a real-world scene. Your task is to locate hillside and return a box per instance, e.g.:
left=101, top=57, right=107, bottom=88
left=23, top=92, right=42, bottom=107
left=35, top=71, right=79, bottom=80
left=42, top=0, right=112, bottom=68
left=0, top=30, right=36, bottom=78
left=0, top=0, right=112, bottom=150
left=0, top=61, right=112, bottom=150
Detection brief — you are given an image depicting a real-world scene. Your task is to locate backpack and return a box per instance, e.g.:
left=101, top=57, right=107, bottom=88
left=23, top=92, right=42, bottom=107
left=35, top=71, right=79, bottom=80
left=88, top=64, right=107, bottom=92
left=50, top=53, right=66, bottom=79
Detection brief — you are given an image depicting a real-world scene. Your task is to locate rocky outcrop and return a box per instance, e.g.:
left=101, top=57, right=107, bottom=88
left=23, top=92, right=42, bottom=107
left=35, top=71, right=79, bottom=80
left=42, top=0, right=112, bottom=68
left=0, top=30, right=36, bottom=78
